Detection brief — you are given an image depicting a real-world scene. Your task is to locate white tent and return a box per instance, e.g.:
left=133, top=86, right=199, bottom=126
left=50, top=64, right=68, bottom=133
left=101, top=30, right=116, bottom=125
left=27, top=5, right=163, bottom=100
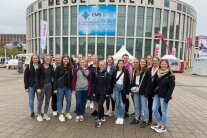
left=161, top=55, right=180, bottom=72
left=113, top=45, right=135, bottom=62
left=161, top=55, right=178, bottom=60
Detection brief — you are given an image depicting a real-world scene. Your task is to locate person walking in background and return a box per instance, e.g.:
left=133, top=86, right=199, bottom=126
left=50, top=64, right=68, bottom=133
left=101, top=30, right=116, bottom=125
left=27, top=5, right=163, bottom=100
left=72, top=59, right=92, bottom=122
left=111, top=59, right=130, bottom=125
left=51, top=54, right=61, bottom=116
left=24, top=54, right=41, bottom=119
left=18, top=57, right=24, bottom=74
left=93, top=60, right=111, bottom=128
left=36, top=55, right=54, bottom=122
left=122, top=54, right=133, bottom=118
left=105, top=56, right=116, bottom=117
left=147, top=57, right=162, bottom=124
left=54, top=55, right=73, bottom=122
left=151, top=59, right=175, bottom=133
left=88, top=55, right=99, bottom=116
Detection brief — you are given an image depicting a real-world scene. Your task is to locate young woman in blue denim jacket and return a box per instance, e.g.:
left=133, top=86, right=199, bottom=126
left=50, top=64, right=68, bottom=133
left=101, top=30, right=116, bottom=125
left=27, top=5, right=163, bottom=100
left=150, top=59, right=175, bottom=133
left=54, top=55, right=73, bottom=122
left=105, top=56, right=116, bottom=117
left=111, top=59, right=130, bottom=125
left=24, top=54, right=41, bottom=119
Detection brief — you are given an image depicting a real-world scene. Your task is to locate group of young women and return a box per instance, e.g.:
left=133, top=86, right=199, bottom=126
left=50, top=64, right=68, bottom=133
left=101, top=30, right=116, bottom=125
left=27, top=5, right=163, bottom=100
left=24, top=53, right=175, bottom=133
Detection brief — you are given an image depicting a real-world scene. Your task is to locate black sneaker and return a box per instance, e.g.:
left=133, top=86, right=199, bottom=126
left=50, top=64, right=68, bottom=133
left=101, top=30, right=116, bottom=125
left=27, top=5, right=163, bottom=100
left=124, top=112, right=129, bottom=118
left=148, top=120, right=152, bottom=125
left=31, top=112, right=35, bottom=119
left=130, top=118, right=139, bottom=125
left=140, top=121, right=148, bottom=128
left=91, top=110, right=98, bottom=117
left=95, top=120, right=102, bottom=128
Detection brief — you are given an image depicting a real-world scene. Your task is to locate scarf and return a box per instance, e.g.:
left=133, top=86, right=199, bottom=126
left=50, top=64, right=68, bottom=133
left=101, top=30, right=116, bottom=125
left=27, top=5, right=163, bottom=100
left=157, top=68, right=170, bottom=78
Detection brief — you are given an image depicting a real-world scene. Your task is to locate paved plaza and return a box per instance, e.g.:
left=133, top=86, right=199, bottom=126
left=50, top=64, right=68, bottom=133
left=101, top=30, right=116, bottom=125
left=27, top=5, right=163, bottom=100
left=0, top=68, right=207, bottom=138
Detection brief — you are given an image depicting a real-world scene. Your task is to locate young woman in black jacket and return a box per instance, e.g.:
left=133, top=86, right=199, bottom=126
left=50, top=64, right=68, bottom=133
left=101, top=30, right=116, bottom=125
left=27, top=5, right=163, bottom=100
left=24, top=54, right=41, bottom=119
left=151, top=59, right=175, bottom=133
left=36, top=55, right=54, bottom=122
left=54, top=55, right=73, bottom=122
left=111, top=59, right=130, bottom=125
left=130, top=58, right=151, bottom=128
left=93, top=60, right=111, bottom=128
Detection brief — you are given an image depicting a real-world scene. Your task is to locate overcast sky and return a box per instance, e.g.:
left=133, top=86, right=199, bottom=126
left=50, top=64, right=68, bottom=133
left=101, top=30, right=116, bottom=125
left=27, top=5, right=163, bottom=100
left=0, top=0, right=206, bottom=36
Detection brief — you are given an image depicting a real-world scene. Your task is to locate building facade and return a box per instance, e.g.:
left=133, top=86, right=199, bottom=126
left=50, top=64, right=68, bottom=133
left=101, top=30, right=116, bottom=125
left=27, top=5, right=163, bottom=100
left=26, top=0, right=197, bottom=62
left=0, top=34, right=26, bottom=46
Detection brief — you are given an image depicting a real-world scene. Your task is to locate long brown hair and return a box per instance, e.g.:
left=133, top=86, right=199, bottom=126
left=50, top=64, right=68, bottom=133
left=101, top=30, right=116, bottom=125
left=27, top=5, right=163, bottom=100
left=30, top=54, right=41, bottom=65
left=133, top=58, right=141, bottom=75
left=116, top=59, right=125, bottom=71
left=140, top=58, right=148, bottom=72
left=60, top=55, right=72, bottom=70
left=106, top=55, right=114, bottom=66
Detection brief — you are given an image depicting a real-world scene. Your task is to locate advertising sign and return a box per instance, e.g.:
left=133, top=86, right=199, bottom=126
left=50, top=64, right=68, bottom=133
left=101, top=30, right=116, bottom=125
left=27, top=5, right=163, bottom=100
left=198, top=36, right=207, bottom=58
left=155, top=44, right=161, bottom=58
left=79, top=5, right=116, bottom=35
left=40, top=20, right=48, bottom=50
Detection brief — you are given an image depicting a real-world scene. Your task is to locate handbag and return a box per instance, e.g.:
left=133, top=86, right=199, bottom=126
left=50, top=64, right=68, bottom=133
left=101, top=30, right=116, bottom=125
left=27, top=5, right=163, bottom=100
left=131, top=72, right=145, bottom=93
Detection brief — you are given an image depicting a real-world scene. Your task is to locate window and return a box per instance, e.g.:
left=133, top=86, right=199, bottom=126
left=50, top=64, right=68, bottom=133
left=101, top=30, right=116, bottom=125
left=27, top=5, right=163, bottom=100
left=63, top=7, right=69, bottom=35
left=136, top=7, right=145, bottom=37
left=154, top=9, right=161, bottom=34
left=135, top=39, right=143, bottom=58
left=71, top=6, right=77, bottom=35
left=88, top=37, right=95, bottom=55
left=79, top=37, right=86, bottom=56
left=144, top=39, right=152, bottom=57
left=146, top=8, right=153, bottom=37
left=117, top=6, right=126, bottom=36
left=35, top=13, right=37, bottom=37
left=169, top=12, right=175, bottom=39
left=70, top=37, right=77, bottom=56
left=126, top=38, right=134, bottom=55
left=97, top=38, right=105, bottom=59
left=116, top=38, right=124, bottom=52
left=39, top=11, right=42, bottom=37
left=55, top=38, right=60, bottom=54
left=127, top=6, right=135, bottom=36
left=107, top=37, right=115, bottom=57
left=175, top=13, right=181, bottom=40
left=56, top=8, right=61, bottom=36
left=162, top=10, right=169, bottom=37
left=49, top=9, right=54, bottom=36
left=63, top=38, right=68, bottom=55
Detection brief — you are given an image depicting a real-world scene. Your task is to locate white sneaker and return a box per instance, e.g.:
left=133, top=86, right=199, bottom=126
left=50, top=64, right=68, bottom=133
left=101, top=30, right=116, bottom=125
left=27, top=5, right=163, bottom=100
left=59, top=115, right=65, bottom=122
left=151, top=124, right=161, bottom=130
left=90, top=102, right=94, bottom=109
left=65, top=113, right=72, bottom=120
left=155, top=126, right=167, bottom=133
left=115, top=118, right=121, bottom=124
left=53, top=111, right=57, bottom=116
left=37, top=115, right=43, bottom=122
left=85, top=104, right=88, bottom=109
left=119, top=118, right=124, bottom=125
left=101, top=117, right=106, bottom=122
left=43, top=114, right=51, bottom=121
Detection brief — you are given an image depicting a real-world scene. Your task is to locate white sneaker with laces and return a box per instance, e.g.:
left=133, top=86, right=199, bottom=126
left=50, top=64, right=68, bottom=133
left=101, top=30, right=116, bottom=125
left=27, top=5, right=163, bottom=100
left=43, top=114, right=51, bottom=121
left=119, top=118, right=124, bottom=125
left=115, top=118, right=121, bottom=124
left=155, top=126, right=167, bottom=133
left=37, top=115, right=43, bottom=122
left=104, top=110, right=111, bottom=116
left=101, top=117, right=106, bottom=122
left=59, top=115, right=65, bottom=122
left=66, top=113, right=72, bottom=120
left=53, top=111, right=57, bottom=116
left=90, top=102, right=94, bottom=109
left=151, top=124, right=161, bottom=130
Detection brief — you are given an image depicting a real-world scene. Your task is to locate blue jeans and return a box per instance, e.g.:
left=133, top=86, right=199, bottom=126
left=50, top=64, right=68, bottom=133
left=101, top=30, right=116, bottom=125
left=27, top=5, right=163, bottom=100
left=76, top=90, right=88, bottom=116
left=57, top=87, right=72, bottom=115
left=134, top=93, right=149, bottom=121
left=113, top=84, right=125, bottom=118
left=152, top=94, right=169, bottom=125
left=28, top=87, right=36, bottom=113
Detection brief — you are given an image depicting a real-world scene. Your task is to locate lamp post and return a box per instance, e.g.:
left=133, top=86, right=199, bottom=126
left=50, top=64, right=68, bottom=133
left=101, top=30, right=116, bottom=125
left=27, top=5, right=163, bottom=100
left=4, top=48, right=7, bottom=64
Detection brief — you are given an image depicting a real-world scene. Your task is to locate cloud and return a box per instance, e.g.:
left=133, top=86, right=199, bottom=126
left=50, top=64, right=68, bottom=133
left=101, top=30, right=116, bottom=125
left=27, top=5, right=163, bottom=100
left=0, top=0, right=206, bottom=36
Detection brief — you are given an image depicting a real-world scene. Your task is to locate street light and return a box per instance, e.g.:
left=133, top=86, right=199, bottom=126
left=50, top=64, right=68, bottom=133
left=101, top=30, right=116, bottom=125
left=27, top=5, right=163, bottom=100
left=154, top=34, right=171, bottom=55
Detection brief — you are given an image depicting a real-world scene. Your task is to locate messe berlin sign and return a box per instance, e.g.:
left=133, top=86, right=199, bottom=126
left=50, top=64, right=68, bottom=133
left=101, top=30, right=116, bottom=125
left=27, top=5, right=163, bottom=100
left=78, top=5, right=116, bottom=35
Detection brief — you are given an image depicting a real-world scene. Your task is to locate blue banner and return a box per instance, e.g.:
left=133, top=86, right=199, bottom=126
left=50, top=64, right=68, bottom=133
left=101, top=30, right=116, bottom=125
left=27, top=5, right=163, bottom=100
left=79, top=5, right=116, bottom=35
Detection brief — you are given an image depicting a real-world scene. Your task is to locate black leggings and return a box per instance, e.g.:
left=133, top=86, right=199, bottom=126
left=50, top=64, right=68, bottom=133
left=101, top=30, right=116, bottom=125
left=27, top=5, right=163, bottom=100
left=148, top=96, right=162, bottom=122
left=96, top=94, right=106, bottom=119
left=106, top=97, right=115, bottom=111
left=125, top=99, right=129, bottom=113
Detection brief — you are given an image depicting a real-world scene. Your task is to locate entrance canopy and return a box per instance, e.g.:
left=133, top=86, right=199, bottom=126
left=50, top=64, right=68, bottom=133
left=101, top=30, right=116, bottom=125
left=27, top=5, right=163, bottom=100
left=113, top=45, right=135, bottom=62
